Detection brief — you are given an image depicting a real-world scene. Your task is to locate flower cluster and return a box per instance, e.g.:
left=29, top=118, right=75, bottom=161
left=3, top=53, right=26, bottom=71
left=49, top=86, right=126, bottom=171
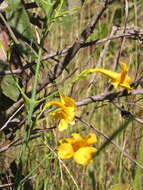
left=44, top=94, right=97, bottom=165
left=43, top=62, right=132, bottom=166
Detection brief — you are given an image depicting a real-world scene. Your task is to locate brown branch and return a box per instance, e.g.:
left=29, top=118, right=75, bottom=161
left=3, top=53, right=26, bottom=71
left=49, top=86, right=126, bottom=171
left=0, top=138, right=20, bottom=153
left=41, top=33, right=135, bottom=61
left=76, top=89, right=143, bottom=107
left=1, top=31, right=142, bottom=76
left=2, top=89, right=125, bottom=128
left=41, top=25, right=143, bottom=62
left=3, top=88, right=143, bottom=135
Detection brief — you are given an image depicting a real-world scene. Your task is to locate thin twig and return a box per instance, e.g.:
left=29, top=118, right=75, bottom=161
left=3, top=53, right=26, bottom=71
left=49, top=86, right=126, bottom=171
left=0, top=183, right=14, bottom=188
left=0, top=127, right=56, bottom=153
left=0, top=104, right=24, bottom=132
left=0, top=12, right=19, bottom=44
left=76, top=89, right=143, bottom=107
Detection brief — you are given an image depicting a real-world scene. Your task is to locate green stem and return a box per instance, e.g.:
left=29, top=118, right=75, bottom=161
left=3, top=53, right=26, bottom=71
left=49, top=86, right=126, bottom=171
left=25, top=47, right=42, bottom=148
left=15, top=48, right=42, bottom=190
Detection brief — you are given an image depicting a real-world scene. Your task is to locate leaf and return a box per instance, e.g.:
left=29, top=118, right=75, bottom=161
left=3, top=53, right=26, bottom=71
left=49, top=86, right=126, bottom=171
left=35, top=0, right=61, bottom=19
left=7, top=7, right=33, bottom=40
left=35, top=0, right=55, bottom=18
left=7, top=0, right=21, bottom=11
left=6, top=0, right=35, bottom=55
left=1, top=75, right=20, bottom=102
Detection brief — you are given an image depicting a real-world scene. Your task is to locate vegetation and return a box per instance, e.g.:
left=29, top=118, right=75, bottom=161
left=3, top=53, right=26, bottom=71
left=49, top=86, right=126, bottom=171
left=0, top=0, right=143, bottom=189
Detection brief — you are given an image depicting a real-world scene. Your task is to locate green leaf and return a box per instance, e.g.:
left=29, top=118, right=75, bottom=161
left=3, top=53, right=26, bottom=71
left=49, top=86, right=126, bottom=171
left=6, top=0, right=36, bottom=56
left=1, top=75, right=20, bottom=102
left=7, top=8, right=33, bottom=40
left=35, top=0, right=55, bottom=18
left=7, top=0, right=21, bottom=11
left=35, top=0, right=61, bottom=19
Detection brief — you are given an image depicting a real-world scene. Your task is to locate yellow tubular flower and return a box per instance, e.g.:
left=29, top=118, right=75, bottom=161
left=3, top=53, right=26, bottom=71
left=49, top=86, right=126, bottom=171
left=57, top=133, right=97, bottom=166
left=44, top=94, right=76, bottom=131
left=80, top=62, right=133, bottom=92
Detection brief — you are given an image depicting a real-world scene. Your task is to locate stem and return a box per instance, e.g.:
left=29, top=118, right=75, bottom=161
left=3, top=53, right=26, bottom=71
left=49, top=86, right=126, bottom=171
left=15, top=48, right=42, bottom=190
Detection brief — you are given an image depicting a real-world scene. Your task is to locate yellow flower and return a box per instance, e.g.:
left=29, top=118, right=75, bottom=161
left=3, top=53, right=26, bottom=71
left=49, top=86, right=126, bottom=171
left=79, top=62, right=132, bottom=92
left=44, top=94, right=76, bottom=131
left=58, top=133, right=97, bottom=166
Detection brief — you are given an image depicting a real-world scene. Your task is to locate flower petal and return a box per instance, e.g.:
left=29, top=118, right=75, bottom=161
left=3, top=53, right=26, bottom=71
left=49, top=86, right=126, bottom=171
left=59, top=133, right=82, bottom=144
left=71, top=133, right=83, bottom=141
left=58, top=119, right=69, bottom=131
left=85, top=133, right=97, bottom=145
left=74, top=147, right=97, bottom=165
left=60, top=94, right=76, bottom=108
left=120, top=82, right=133, bottom=93
left=51, top=111, right=64, bottom=120
left=120, top=62, right=128, bottom=83
left=58, top=143, right=74, bottom=159
left=63, top=107, right=75, bottom=121
left=93, top=69, right=120, bottom=81
left=111, top=80, right=120, bottom=88
left=44, top=101, right=64, bottom=110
